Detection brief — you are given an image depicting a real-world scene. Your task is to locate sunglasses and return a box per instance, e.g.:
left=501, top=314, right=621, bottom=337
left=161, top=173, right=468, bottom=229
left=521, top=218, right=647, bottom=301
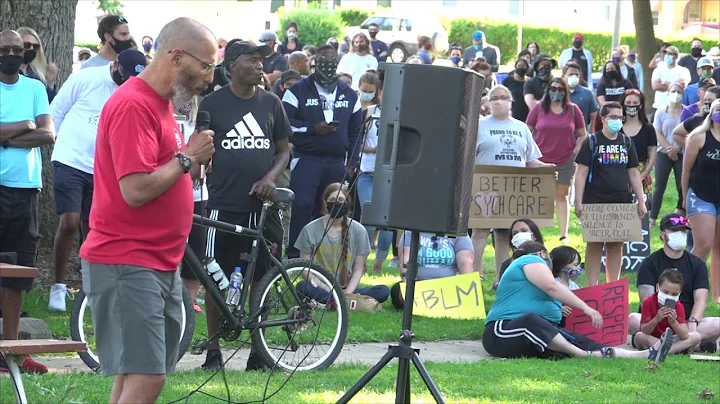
left=667, top=217, right=689, bottom=227
left=23, top=42, right=40, bottom=51
left=548, top=87, right=564, bottom=92
left=0, top=46, right=24, bottom=56
left=116, top=16, right=128, bottom=24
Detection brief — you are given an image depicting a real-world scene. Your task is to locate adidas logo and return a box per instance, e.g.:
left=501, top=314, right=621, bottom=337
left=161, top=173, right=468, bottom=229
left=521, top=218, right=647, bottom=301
left=222, top=112, right=271, bottom=150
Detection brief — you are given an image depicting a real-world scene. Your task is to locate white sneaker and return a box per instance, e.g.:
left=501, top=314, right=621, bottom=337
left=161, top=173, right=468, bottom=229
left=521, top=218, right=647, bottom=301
left=48, top=284, right=67, bottom=312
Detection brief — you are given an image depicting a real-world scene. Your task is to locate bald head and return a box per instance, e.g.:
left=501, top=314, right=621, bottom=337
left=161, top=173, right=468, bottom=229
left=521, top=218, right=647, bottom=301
left=0, top=30, right=22, bottom=47
left=289, top=51, right=307, bottom=65
left=155, top=17, right=217, bottom=55
left=288, top=51, right=309, bottom=75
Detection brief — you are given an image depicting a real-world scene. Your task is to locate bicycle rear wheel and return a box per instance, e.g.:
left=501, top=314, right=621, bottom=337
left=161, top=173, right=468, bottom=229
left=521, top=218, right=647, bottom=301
left=250, top=258, right=348, bottom=371
left=69, top=285, right=195, bottom=371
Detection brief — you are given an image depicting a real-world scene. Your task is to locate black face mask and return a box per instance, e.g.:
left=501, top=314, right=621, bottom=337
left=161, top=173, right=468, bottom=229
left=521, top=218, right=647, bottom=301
left=368, top=32, right=377, bottom=39
left=314, top=57, right=339, bottom=88
left=515, top=67, right=528, bottom=76
left=605, top=70, right=621, bottom=81
left=0, top=54, right=23, bottom=75
left=326, top=201, right=349, bottom=218
left=537, top=65, right=551, bottom=81
left=23, top=49, right=36, bottom=65
left=110, top=36, right=134, bottom=54
left=111, top=68, right=126, bottom=86
left=573, top=40, right=583, bottom=49
left=691, top=48, right=702, bottom=58
left=624, top=105, right=639, bottom=117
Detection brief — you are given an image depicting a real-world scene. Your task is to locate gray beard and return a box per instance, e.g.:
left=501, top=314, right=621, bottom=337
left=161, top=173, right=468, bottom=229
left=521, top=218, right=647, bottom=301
left=172, top=82, right=194, bottom=105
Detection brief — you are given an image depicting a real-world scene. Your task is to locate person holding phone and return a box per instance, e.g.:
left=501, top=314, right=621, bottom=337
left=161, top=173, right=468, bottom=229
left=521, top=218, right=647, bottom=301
left=634, top=269, right=702, bottom=356
left=282, top=44, right=363, bottom=259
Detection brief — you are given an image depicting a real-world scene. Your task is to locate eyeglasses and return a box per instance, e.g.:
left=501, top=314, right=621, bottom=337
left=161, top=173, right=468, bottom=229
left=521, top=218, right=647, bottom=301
left=625, top=89, right=641, bottom=95
left=548, top=87, right=563, bottom=92
left=23, top=42, right=40, bottom=51
left=0, top=46, right=24, bottom=56
left=116, top=16, right=128, bottom=24
left=605, top=115, right=624, bottom=120
left=667, top=217, right=689, bottom=227
left=177, top=50, right=214, bottom=75
left=489, top=95, right=511, bottom=101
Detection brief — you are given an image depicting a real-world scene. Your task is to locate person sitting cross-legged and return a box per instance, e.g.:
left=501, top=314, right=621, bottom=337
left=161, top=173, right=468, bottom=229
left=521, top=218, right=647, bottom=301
left=634, top=269, right=703, bottom=355
left=630, top=213, right=720, bottom=352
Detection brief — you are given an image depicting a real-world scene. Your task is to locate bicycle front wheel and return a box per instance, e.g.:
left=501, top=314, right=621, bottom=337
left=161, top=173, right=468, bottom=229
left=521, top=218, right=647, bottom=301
left=250, top=258, right=348, bottom=371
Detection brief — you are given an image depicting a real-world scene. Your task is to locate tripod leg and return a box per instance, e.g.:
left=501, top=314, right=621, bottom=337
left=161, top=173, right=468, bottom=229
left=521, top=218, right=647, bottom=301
left=395, top=357, right=411, bottom=404
left=412, top=352, right=445, bottom=404
left=336, top=348, right=398, bottom=404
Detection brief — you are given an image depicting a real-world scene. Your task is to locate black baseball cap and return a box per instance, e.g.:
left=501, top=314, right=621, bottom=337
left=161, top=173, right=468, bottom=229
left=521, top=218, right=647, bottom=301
left=280, top=69, right=302, bottom=84
left=533, top=53, right=557, bottom=71
left=660, top=213, right=691, bottom=231
left=699, top=77, right=716, bottom=89
left=117, top=49, right=147, bottom=77
left=225, top=41, right=271, bottom=62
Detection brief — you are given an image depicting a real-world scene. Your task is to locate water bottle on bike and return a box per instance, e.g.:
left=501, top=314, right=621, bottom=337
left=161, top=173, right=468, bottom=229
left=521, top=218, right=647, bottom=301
left=226, top=266, right=243, bottom=307
left=203, top=258, right=230, bottom=290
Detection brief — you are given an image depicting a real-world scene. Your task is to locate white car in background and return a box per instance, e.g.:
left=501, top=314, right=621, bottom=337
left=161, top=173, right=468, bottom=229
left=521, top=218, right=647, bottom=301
left=344, top=14, right=449, bottom=63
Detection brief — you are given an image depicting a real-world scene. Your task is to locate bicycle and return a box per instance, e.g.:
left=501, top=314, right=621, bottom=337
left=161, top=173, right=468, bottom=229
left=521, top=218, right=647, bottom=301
left=70, top=285, right=196, bottom=371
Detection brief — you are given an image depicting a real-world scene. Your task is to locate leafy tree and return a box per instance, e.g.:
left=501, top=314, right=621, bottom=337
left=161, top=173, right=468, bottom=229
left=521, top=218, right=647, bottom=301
left=97, top=0, right=123, bottom=15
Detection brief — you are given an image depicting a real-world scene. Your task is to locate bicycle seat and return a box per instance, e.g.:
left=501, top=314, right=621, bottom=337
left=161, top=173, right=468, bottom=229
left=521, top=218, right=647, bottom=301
left=273, top=188, right=295, bottom=203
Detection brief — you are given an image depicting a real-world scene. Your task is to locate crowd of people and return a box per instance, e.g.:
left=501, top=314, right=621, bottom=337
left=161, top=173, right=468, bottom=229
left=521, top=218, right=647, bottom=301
left=0, top=12, right=719, bottom=402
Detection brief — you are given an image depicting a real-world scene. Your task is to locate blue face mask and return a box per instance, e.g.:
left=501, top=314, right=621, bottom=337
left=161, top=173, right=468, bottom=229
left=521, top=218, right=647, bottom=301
left=474, top=45, right=482, bottom=51
left=607, top=119, right=623, bottom=133
left=359, top=91, right=375, bottom=102
left=450, top=56, right=461, bottom=65
left=664, top=54, right=674, bottom=66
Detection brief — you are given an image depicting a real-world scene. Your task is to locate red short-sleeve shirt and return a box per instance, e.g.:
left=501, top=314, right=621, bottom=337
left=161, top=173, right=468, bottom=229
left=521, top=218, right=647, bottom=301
left=640, top=293, right=686, bottom=339
left=80, top=77, right=193, bottom=271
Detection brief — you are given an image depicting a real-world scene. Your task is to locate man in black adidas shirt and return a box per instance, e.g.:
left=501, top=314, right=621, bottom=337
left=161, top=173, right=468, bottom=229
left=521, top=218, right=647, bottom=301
left=630, top=214, right=719, bottom=352
left=198, top=41, right=291, bottom=370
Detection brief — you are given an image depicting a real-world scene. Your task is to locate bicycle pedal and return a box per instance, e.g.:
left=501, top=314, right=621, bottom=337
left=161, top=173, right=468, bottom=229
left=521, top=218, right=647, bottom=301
left=191, top=338, right=208, bottom=355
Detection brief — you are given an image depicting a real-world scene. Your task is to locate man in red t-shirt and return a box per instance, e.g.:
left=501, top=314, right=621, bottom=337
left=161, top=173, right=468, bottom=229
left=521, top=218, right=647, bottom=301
left=79, top=17, right=216, bottom=403
left=635, top=269, right=702, bottom=355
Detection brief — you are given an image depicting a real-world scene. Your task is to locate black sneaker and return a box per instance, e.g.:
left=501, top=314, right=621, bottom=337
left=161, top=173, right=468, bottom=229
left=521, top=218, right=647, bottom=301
left=245, top=352, right=268, bottom=371
left=201, top=349, right=223, bottom=371
left=699, top=340, right=718, bottom=353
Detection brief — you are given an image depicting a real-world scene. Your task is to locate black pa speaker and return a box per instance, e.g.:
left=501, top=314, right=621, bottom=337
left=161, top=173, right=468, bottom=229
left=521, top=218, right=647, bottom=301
left=362, top=63, right=483, bottom=236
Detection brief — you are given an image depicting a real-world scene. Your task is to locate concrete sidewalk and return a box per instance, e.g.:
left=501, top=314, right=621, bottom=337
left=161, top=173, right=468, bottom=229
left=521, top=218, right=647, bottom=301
left=40, top=340, right=491, bottom=373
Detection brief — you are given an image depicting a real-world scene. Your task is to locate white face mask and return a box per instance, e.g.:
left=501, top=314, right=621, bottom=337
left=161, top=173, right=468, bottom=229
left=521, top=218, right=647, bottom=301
left=668, top=92, right=682, bottom=104
left=657, top=290, right=679, bottom=306
left=666, top=231, right=687, bottom=251
left=566, top=75, right=580, bottom=88
left=511, top=231, right=533, bottom=249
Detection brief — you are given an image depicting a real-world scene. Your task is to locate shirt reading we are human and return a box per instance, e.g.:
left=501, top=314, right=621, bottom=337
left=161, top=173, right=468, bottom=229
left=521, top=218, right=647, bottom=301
left=475, top=115, right=542, bottom=167
left=575, top=131, right=639, bottom=204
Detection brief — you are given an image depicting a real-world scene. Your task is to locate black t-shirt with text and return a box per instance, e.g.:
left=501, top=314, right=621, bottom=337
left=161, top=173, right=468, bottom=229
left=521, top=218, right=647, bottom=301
left=595, top=79, right=635, bottom=102
left=621, top=124, right=655, bottom=163
left=200, top=87, right=292, bottom=213
left=575, top=131, right=639, bottom=203
left=502, top=75, right=530, bottom=122
left=263, top=52, right=289, bottom=74
left=636, top=249, right=709, bottom=318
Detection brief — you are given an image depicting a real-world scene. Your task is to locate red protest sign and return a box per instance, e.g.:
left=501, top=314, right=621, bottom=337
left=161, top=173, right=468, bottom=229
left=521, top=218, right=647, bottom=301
left=564, top=278, right=629, bottom=347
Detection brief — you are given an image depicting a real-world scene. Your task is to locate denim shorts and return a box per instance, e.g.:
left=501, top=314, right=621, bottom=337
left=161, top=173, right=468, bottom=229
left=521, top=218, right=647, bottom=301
left=687, top=188, right=720, bottom=219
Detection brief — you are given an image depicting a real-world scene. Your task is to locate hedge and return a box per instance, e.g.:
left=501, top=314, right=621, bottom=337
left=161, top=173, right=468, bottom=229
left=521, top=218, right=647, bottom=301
left=275, top=4, right=345, bottom=49
left=449, top=17, right=718, bottom=71
left=74, top=42, right=99, bottom=53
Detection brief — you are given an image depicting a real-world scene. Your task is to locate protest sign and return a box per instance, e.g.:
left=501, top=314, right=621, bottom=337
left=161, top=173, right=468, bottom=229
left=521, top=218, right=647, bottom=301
left=564, top=279, right=629, bottom=347
left=602, top=197, right=650, bottom=272
left=400, top=272, right=486, bottom=320
left=581, top=203, right=642, bottom=242
left=469, top=165, right=556, bottom=229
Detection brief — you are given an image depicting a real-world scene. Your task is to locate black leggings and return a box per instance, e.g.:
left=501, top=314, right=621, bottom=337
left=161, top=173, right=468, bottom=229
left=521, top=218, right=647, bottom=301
left=650, top=152, right=683, bottom=220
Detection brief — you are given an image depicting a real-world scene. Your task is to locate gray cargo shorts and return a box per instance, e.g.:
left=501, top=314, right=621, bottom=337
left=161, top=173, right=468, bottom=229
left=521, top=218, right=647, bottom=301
left=81, top=260, right=183, bottom=375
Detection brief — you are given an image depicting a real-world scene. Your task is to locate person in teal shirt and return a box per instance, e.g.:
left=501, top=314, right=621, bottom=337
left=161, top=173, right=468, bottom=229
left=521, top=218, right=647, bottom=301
left=482, top=241, right=674, bottom=362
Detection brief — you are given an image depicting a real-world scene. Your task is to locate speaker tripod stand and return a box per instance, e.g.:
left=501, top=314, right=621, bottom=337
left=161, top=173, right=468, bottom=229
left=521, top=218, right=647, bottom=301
left=336, top=231, right=445, bottom=404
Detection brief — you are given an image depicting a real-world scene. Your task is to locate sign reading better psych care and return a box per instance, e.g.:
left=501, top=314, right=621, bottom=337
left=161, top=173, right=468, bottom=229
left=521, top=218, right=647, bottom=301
left=400, top=272, right=486, bottom=320
left=469, top=165, right=556, bottom=229
left=564, top=279, right=629, bottom=347
left=581, top=203, right=642, bottom=242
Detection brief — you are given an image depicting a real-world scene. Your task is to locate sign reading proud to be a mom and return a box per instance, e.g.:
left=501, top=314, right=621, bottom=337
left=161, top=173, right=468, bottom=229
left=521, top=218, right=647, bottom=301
left=469, top=165, right=556, bottom=229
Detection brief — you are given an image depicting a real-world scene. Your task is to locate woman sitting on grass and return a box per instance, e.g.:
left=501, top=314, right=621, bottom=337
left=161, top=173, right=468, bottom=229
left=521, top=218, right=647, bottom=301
left=483, top=241, right=674, bottom=361
left=496, top=218, right=545, bottom=282
left=295, top=183, right=390, bottom=304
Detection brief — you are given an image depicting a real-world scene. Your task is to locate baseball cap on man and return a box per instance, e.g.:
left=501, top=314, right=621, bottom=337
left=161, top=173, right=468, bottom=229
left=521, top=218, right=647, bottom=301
left=117, top=49, right=148, bottom=78
left=259, top=30, right=278, bottom=43
left=225, top=41, right=272, bottom=62
left=533, top=53, right=557, bottom=71
left=78, top=48, right=92, bottom=59
left=660, top=213, right=691, bottom=231
left=699, top=77, right=716, bottom=89
left=472, top=31, right=484, bottom=42
left=573, top=33, right=584, bottom=41
left=281, top=69, right=302, bottom=84
left=697, top=57, right=714, bottom=69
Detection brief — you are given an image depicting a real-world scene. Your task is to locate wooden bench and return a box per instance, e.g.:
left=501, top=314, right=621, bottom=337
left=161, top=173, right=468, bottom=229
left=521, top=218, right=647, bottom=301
left=0, top=263, right=87, bottom=404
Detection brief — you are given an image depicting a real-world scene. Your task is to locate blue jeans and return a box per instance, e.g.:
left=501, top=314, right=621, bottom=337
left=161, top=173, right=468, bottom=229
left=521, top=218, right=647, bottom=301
left=357, top=172, right=393, bottom=263
left=296, top=280, right=390, bottom=303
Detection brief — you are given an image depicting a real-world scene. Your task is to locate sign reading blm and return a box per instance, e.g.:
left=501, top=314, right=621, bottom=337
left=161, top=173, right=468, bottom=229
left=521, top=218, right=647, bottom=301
left=400, top=272, right=486, bottom=320
left=469, top=165, right=556, bottom=229
left=581, top=203, right=642, bottom=242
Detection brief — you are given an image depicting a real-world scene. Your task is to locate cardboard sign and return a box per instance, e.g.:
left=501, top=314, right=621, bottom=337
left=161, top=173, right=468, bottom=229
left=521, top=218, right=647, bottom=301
left=602, top=197, right=650, bottom=272
left=469, top=165, right=556, bottom=229
left=564, top=279, right=629, bottom=347
left=581, top=203, right=642, bottom=242
left=400, top=272, right=486, bottom=320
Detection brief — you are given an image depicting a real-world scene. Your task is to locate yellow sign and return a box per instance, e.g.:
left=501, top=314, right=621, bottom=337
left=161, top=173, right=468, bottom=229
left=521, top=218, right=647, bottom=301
left=400, top=272, right=486, bottom=320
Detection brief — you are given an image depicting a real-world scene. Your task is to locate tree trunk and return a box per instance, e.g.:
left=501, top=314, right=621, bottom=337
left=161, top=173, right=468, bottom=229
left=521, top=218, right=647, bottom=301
left=632, top=0, right=656, bottom=108
left=0, top=0, right=78, bottom=247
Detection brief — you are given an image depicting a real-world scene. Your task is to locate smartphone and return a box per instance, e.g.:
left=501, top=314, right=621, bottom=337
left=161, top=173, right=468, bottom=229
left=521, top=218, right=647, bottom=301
left=663, top=299, right=676, bottom=309
left=328, top=121, right=340, bottom=127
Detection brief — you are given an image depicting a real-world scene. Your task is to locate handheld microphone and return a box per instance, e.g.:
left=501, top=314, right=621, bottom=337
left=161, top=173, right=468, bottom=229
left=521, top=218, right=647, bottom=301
left=196, top=111, right=210, bottom=180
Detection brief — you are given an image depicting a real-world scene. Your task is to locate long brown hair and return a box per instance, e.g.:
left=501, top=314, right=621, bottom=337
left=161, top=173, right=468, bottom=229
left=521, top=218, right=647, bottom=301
left=322, top=182, right=351, bottom=287
left=541, top=77, right=570, bottom=114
